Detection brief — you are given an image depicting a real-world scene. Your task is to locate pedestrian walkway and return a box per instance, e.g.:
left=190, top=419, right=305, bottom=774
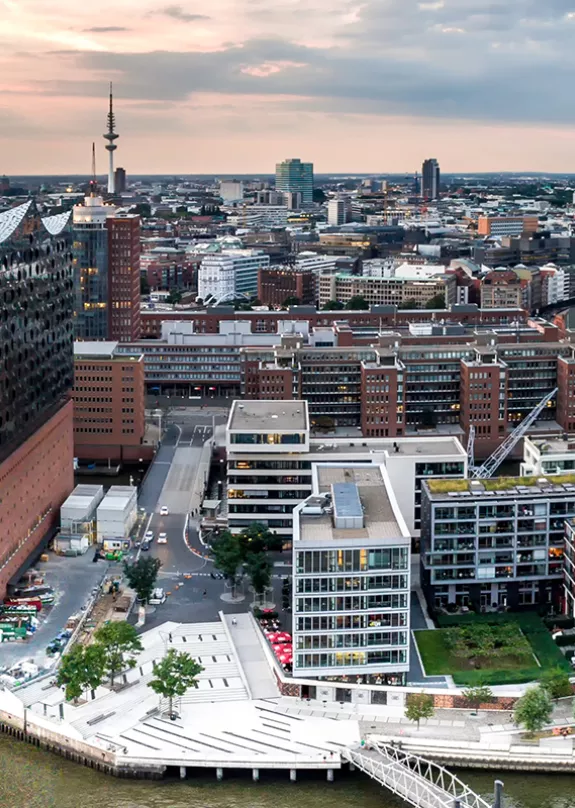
left=223, top=613, right=280, bottom=699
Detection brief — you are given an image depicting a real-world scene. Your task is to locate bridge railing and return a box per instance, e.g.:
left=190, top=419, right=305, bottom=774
left=344, top=741, right=492, bottom=808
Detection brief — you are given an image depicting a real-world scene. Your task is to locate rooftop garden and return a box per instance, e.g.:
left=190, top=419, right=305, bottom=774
left=415, top=612, right=570, bottom=686
left=426, top=472, right=575, bottom=495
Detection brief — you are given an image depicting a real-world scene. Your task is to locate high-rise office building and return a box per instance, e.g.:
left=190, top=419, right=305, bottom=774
left=114, top=167, right=127, bottom=193
left=73, top=195, right=141, bottom=342
left=421, top=158, right=440, bottom=200
left=327, top=197, right=350, bottom=226
left=0, top=201, right=75, bottom=597
left=219, top=180, right=244, bottom=204
left=275, top=158, right=314, bottom=205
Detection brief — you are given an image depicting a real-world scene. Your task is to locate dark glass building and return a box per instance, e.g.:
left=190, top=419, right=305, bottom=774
left=0, top=201, right=75, bottom=597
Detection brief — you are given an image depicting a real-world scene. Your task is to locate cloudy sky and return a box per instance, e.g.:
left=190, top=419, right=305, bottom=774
left=2, top=0, right=575, bottom=174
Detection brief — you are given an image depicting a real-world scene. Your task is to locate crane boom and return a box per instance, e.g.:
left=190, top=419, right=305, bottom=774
left=471, top=388, right=558, bottom=479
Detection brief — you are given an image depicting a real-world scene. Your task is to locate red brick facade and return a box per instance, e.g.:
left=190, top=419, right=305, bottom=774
left=0, top=402, right=74, bottom=598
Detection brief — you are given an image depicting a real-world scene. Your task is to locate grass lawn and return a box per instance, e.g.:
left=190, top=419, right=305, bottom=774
left=415, top=612, right=570, bottom=686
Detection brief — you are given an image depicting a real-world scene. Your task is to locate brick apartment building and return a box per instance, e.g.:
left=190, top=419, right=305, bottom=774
left=107, top=214, right=141, bottom=341
left=0, top=202, right=75, bottom=598
left=73, top=342, right=147, bottom=464
left=257, top=267, right=315, bottom=307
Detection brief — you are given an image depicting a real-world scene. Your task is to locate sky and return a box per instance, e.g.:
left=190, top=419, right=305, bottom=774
left=2, top=0, right=575, bottom=174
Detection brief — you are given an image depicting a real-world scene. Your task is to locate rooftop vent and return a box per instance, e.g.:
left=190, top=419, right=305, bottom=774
left=332, top=483, right=364, bottom=530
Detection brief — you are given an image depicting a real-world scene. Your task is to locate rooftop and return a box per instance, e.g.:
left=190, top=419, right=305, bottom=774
left=228, top=400, right=309, bottom=432
left=74, top=341, right=119, bottom=359
left=308, top=436, right=466, bottom=459
left=526, top=436, right=575, bottom=455
left=426, top=473, right=575, bottom=498
left=298, top=464, right=410, bottom=543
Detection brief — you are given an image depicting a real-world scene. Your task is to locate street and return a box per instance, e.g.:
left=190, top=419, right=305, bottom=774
left=137, top=406, right=266, bottom=629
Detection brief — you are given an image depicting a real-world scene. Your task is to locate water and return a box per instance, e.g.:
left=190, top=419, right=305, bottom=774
left=1, top=737, right=574, bottom=808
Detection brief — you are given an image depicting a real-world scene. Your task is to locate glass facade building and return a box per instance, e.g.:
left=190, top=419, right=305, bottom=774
left=275, top=158, right=314, bottom=206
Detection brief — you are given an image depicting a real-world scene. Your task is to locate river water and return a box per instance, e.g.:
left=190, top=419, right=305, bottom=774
left=1, top=737, right=574, bottom=808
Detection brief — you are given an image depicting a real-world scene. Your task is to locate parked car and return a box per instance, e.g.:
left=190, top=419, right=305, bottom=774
left=158, top=533, right=168, bottom=544
left=149, top=588, right=166, bottom=605
left=160, top=506, right=169, bottom=516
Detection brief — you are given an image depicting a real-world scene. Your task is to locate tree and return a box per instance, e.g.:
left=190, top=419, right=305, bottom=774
left=94, top=621, right=143, bottom=687
left=166, top=290, right=182, bottom=305
left=514, top=685, right=553, bottom=735
left=148, top=649, right=204, bottom=717
left=399, top=299, right=419, bottom=310
left=140, top=276, right=150, bottom=295
left=244, top=551, right=272, bottom=597
left=345, top=296, right=368, bottom=310
left=313, top=188, right=327, bottom=204
left=405, top=692, right=435, bottom=729
left=237, top=522, right=283, bottom=559
left=210, top=530, right=244, bottom=597
left=322, top=300, right=343, bottom=311
left=462, top=685, right=493, bottom=715
left=282, top=296, right=300, bottom=307
left=123, top=556, right=162, bottom=604
left=425, top=294, right=446, bottom=309
left=56, top=644, right=106, bottom=704
left=541, top=669, right=573, bottom=699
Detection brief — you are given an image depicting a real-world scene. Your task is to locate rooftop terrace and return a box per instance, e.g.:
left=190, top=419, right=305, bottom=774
left=228, top=400, right=309, bottom=432
left=426, top=473, right=575, bottom=498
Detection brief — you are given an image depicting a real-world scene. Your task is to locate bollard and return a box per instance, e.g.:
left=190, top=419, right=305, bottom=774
left=290, top=769, right=297, bottom=782
left=327, top=769, right=334, bottom=782
left=216, top=767, right=223, bottom=781
left=179, top=766, right=186, bottom=780
left=253, top=769, right=259, bottom=782
left=493, top=780, right=504, bottom=808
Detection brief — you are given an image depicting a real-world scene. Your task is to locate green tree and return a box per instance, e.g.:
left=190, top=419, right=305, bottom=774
left=425, top=294, right=446, bottom=309
left=244, top=551, right=272, bottom=597
left=345, top=296, right=368, bottom=310
left=148, top=649, right=204, bottom=717
left=282, top=296, right=300, bottom=307
left=56, top=644, right=106, bottom=704
left=514, top=685, right=553, bottom=735
left=237, top=522, right=283, bottom=558
left=399, top=299, right=419, bottom=310
left=166, top=290, right=182, bottom=304
left=210, top=530, right=244, bottom=597
left=140, top=276, right=150, bottom=295
left=462, top=685, right=494, bottom=715
left=541, top=669, right=573, bottom=699
left=313, top=188, right=327, bottom=204
left=94, top=621, right=143, bottom=687
left=322, top=300, right=343, bottom=311
left=405, top=692, right=435, bottom=729
left=123, top=556, right=162, bottom=604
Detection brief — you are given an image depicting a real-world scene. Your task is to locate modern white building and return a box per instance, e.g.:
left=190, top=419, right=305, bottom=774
left=520, top=436, right=575, bottom=477
left=198, top=250, right=270, bottom=304
left=292, top=463, right=411, bottom=683
left=327, top=198, right=350, bottom=226
left=226, top=400, right=467, bottom=538
left=219, top=180, right=244, bottom=204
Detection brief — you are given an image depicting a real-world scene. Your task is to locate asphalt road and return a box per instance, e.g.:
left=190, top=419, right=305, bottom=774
left=136, top=407, right=265, bottom=630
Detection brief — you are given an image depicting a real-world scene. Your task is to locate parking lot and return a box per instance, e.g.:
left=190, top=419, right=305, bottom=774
left=0, top=550, right=112, bottom=672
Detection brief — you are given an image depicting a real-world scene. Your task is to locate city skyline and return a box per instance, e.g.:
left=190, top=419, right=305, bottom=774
left=2, top=1, right=575, bottom=174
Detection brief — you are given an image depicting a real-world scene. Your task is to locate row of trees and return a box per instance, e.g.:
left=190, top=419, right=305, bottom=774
left=57, top=622, right=204, bottom=717
left=210, top=522, right=282, bottom=599
left=405, top=670, right=573, bottom=732
left=322, top=294, right=446, bottom=312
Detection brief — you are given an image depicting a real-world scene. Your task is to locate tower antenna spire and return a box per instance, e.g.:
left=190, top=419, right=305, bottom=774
left=90, top=142, right=97, bottom=196
left=103, top=82, right=119, bottom=194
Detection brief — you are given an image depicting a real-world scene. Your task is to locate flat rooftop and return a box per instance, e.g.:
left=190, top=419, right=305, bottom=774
left=426, top=473, right=575, bottom=499
left=299, top=465, right=409, bottom=543
left=74, top=341, right=119, bottom=358
left=229, top=400, right=308, bottom=432
left=309, top=436, right=466, bottom=458
left=527, top=436, right=575, bottom=455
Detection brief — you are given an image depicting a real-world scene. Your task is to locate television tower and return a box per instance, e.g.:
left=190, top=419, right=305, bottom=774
left=103, top=82, right=119, bottom=194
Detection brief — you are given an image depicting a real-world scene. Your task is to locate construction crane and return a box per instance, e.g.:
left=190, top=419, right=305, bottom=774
left=469, top=387, right=558, bottom=479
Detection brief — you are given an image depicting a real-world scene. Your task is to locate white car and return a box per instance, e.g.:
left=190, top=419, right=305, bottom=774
left=158, top=532, right=168, bottom=544
left=149, top=588, right=166, bottom=605
left=160, top=506, right=169, bottom=516
left=144, top=530, right=154, bottom=543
